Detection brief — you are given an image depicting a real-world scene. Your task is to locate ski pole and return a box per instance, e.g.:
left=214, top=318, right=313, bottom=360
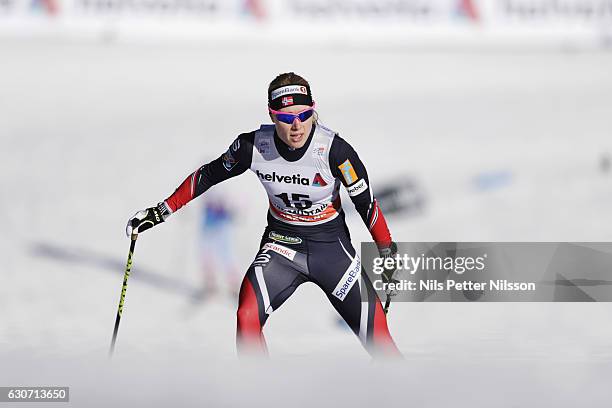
left=383, top=295, right=392, bottom=315
left=109, top=233, right=138, bottom=357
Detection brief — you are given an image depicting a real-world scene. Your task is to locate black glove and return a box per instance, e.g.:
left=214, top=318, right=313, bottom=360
left=126, top=202, right=171, bottom=237
left=378, top=242, right=399, bottom=285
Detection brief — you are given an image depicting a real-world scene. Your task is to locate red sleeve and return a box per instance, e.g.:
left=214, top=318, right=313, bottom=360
left=368, top=199, right=392, bottom=250
left=165, top=169, right=199, bottom=212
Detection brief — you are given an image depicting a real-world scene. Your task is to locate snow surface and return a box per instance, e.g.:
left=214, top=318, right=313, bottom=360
left=1, top=39, right=612, bottom=406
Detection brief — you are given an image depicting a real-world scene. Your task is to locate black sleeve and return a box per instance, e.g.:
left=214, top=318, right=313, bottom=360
left=193, top=131, right=254, bottom=196
left=330, top=134, right=393, bottom=246
left=165, top=132, right=254, bottom=212
left=329, top=134, right=373, bottom=224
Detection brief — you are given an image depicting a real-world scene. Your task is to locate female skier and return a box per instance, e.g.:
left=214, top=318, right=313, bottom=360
left=127, top=72, right=400, bottom=357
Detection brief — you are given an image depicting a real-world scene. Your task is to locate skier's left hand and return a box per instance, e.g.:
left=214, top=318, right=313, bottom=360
left=378, top=241, right=399, bottom=284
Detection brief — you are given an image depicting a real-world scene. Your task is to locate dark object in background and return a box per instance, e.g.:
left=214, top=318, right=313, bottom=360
left=600, top=153, right=610, bottom=174
left=376, top=177, right=426, bottom=217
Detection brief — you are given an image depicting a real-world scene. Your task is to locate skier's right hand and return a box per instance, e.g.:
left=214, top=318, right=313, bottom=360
left=126, top=202, right=171, bottom=237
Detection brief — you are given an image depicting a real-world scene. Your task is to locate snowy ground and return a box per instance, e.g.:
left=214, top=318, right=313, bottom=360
left=1, top=39, right=612, bottom=406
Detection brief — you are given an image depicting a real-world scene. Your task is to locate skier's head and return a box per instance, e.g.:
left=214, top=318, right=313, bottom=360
left=268, top=72, right=316, bottom=149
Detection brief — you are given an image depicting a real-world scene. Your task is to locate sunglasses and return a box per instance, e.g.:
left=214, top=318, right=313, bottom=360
left=269, top=104, right=316, bottom=124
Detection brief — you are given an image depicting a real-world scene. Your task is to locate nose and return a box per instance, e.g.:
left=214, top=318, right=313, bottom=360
left=291, top=116, right=301, bottom=128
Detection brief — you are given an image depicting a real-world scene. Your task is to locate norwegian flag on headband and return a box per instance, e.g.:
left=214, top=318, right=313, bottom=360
left=281, top=96, right=293, bottom=106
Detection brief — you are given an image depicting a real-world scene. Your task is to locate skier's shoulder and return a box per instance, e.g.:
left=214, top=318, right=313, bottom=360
left=235, top=129, right=256, bottom=147
left=226, top=130, right=256, bottom=156
left=221, top=130, right=257, bottom=172
left=315, top=123, right=339, bottom=140
left=327, top=127, right=357, bottom=164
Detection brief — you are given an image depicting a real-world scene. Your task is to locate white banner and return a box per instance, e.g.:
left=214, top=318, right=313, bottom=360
left=1, top=0, right=611, bottom=48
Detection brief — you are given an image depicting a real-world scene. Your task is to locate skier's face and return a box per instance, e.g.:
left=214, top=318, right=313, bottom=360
left=270, top=104, right=313, bottom=149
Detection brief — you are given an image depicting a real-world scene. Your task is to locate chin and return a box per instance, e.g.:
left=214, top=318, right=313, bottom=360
left=291, top=138, right=306, bottom=148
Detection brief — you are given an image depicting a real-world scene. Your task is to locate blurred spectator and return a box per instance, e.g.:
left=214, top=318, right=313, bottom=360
left=197, top=192, right=240, bottom=299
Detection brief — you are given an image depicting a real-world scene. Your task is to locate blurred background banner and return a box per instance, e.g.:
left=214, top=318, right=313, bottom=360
left=1, top=0, right=611, bottom=47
